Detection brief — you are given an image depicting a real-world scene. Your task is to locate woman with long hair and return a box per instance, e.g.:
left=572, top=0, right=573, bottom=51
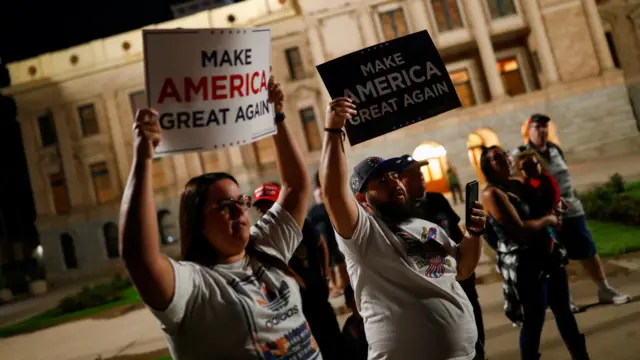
left=480, top=145, right=589, bottom=360
left=118, top=77, right=318, bottom=359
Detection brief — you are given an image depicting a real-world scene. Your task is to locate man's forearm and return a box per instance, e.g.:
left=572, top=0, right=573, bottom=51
left=320, top=134, right=348, bottom=202
left=456, top=233, right=483, bottom=280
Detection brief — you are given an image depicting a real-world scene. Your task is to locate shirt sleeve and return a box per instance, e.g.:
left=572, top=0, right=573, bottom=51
left=334, top=204, right=373, bottom=259
left=148, top=258, right=201, bottom=331
left=251, top=201, right=303, bottom=262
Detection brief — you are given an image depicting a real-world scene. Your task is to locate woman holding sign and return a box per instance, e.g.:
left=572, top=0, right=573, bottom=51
left=118, top=77, right=321, bottom=359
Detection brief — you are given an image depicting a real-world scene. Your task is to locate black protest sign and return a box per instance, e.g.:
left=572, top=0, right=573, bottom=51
left=316, top=31, right=461, bottom=146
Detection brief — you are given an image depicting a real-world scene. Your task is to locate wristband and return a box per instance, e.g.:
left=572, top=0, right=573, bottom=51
left=324, top=127, right=346, bottom=141
left=275, top=112, right=285, bottom=123
left=467, top=228, right=484, bottom=237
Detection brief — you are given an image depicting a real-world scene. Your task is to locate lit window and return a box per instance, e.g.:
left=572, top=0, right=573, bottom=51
left=449, top=69, right=476, bottom=108
left=50, top=172, right=70, bottom=214
left=379, top=8, right=410, bottom=40
left=78, top=104, right=100, bottom=136
left=431, top=0, right=463, bottom=32
left=299, top=107, right=322, bottom=151
left=285, top=47, right=305, bottom=81
left=413, top=143, right=447, bottom=181
left=497, top=57, right=526, bottom=96
left=38, top=113, right=58, bottom=147
left=90, top=162, right=115, bottom=204
left=487, top=0, right=517, bottom=19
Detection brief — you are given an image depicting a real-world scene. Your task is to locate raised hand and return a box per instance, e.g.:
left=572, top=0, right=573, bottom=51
left=468, top=201, right=487, bottom=235
left=268, top=76, right=284, bottom=113
left=133, top=108, right=162, bottom=161
left=325, top=97, right=357, bottom=129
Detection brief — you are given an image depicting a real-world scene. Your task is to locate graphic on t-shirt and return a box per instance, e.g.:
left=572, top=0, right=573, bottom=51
left=424, top=254, right=446, bottom=278
left=261, top=321, right=320, bottom=359
left=421, top=227, right=437, bottom=242
left=255, top=280, right=291, bottom=311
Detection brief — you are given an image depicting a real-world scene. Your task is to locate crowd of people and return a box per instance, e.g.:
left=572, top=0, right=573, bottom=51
left=117, top=77, right=629, bottom=360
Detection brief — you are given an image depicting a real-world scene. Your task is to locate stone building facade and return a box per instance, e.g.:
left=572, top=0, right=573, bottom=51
left=3, top=0, right=640, bottom=285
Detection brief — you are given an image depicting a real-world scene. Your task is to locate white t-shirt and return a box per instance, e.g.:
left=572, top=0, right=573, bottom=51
left=337, top=204, right=477, bottom=360
left=149, top=202, right=322, bottom=360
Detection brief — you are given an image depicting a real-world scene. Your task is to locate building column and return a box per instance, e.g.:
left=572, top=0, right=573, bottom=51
left=407, top=0, right=434, bottom=35
left=102, top=93, right=130, bottom=187
left=521, top=0, right=559, bottom=85
left=184, top=153, right=204, bottom=178
left=358, top=7, right=379, bottom=47
left=306, top=21, right=332, bottom=108
left=18, top=118, right=49, bottom=215
left=581, top=0, right=615, bottom=72
left=463, top=0, right=506, bottom=100
left=52, top=106, right=84, bottom=207
left=172, top=155, right=190, bottom=190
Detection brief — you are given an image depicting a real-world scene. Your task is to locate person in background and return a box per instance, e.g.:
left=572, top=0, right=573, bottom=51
left=118, top=77, right=321, bottom=359
left=308, top=171, right=350, bottom=297
left=512, top=114, right=630, bottom=309
left=481, top=145, right=589, bottom=360
left=397, top=154, right=486, bottom=360
left=447, top=164, right=464, bottom=205
left=253, top=182, right=344, bottom=360
left=320, top=97, right=487, bottom=360
left=342, top=284, right=368, bottom=360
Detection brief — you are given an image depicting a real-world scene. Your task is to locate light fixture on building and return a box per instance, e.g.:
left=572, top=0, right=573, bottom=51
left=33, top=245, right=44, bottom=261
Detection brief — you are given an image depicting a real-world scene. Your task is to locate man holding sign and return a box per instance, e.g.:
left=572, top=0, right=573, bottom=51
left=319, top=97, right=487, bottom=360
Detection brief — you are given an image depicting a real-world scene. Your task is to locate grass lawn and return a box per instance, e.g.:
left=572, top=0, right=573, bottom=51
left=589, top=220, right=640, bottom=258
left=0, top=286, right=141, bottom=338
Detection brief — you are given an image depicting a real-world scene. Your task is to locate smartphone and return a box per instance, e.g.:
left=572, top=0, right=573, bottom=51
left=465, top=180, right=479, bottom=226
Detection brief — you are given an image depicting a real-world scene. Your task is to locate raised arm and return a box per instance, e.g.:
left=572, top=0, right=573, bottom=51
left=270, top=78, right=310, bottom=228
left=481, top=187, right=558, bottom=242
left=319, top=98, right=359, bottom=238
left=119, top=109, right=174, bottom=311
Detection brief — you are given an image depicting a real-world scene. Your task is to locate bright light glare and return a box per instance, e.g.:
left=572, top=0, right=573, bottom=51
left=413, top=144, right=447, bottom=160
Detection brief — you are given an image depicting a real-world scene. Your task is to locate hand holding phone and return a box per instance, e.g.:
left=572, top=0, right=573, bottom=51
left=465, top=181, right=479, bottom=226
left=465, top=181, right=485, bottom=236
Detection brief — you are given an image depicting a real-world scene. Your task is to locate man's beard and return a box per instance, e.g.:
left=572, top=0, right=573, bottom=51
left=370, top=199, right=416, bottom=227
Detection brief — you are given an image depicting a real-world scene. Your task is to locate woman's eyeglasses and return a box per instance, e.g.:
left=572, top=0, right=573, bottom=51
left=209, top=195, right=252, bottom=214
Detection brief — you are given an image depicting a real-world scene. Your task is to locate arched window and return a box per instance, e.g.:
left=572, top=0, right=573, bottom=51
left=60, top=233, right=78, bottom=269
left=467, top=128, right=501, bottom=182
left=158, top=210, right=178, bottom=245
left=103, top=222, right=119, bottom=259
left=412, top=142, right=449, bottom=193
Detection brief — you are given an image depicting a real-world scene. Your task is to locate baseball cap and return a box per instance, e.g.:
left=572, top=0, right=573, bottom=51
left=395, top=154, right=429, bottom=174
left=252, top=183, right=281, bottom=206
left=350, top=156, right=403, bottom=194
left=527, top=114, right=550, bottom=127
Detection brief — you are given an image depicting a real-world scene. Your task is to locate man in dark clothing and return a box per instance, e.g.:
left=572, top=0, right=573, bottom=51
left=307, top=172, right=349, bottom=296
left=397, top=155, right=486, bottom=360
left=342, top=284, right=368, bottom=360
left=253, top=182, right=344, bottom=360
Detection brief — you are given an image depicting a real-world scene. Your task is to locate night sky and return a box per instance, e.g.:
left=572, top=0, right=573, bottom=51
left=0, top=0, right=181, bottom=63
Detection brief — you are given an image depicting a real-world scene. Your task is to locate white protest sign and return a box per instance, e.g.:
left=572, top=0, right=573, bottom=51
left=143, top=28, right=275, bottom=155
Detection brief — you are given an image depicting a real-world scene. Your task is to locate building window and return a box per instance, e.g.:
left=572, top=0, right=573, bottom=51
left=129, top=90, right=147, bottom=117
left=78, top=104, right=100, bottom=136
left=102, top=222, right=119, bottom=259
left=285, top=47, right=305, bottom=81
left=497, top=57, right=526, bottom=96
left=379, top=7, right=410, bottom=40
left=531, top=51, right=542, bottom=73
left=605, top=32, right=621, bottom=68
left=90, top=162, right=115, bottom=204
left=299, top=107, right=322, bottom=151
left=253, top=138, right=276, bottom=165
left=431, top=0, right=463, bottom=32
left=487, top=0, right=517, bottom=19
left=37, top=113, right=58, bottom=147
left=50, top=172, right=71, bottom=214
left=152, top=158, right=168, bottom=189
left=449, top=70, right=476, bottom=108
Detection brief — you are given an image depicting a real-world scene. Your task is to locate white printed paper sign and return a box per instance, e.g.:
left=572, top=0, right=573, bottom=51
left=143, top=28, right=275, bottom=155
